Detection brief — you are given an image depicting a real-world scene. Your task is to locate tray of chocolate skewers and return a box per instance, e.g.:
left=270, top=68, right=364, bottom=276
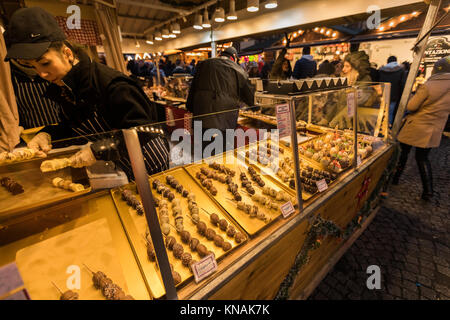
left=184, top=151, right=298, bottom=237
left=15, top=218, right=133, bottom=300
left=111, top=167, right=247, bottom=299
left=236, top=140, right=338, bottom=200
left=0, top=153, right=90, bottom=220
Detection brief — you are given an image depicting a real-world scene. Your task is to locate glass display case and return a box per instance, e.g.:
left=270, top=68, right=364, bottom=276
left=0, top=82, right=393, bottom=300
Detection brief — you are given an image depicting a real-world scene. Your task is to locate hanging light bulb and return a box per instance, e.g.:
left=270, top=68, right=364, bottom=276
left=247, top=0, right=259, bottom=12
left=194, top=13, right=203, bottom=29
left=213, top=7, right=225, bottom=22
left=162, top=28, right=170, bottom=38
left=146, top=34, right=154, bottom=45
left=332, top=32, right=337, bottom=37
left=314, top=27, right=319, bottom=32
left=227, top=0, right=237, bottom=20
left=169, top=33, right=176, bottom=38
left=265, top=0, right=277, bottom=9
left=154, top=31, right=162, bottom=41
left=202, top=9, right=211, bottom=28
left=171, top=22, right=181, bottom=34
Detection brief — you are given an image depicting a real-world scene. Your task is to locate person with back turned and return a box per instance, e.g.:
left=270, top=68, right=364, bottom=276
left=186, top=46, right=255, bottom=155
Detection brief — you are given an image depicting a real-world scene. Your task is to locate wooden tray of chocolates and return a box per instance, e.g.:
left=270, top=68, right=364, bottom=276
left=111, top=167, right=247, bottom=299
left=184, top=151, right=298, bottom=237
left=235, top=140, right=338, bottom=200
left=297, top=131, right=374, bottom=174
left=0, top=155, right=91, bottom=220
left=15, top=218, right=132, bottom=300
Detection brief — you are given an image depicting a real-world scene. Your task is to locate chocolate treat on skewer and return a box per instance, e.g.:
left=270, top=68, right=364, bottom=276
left=0, top=177, right=24, bottom=195
left=51, top=281, right=79, bottom=300
left=83, top=264, right=134, bottom=300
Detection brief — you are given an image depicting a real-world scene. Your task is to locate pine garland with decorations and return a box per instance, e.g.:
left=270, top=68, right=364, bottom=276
left=274, top=143, right=400, bottom=300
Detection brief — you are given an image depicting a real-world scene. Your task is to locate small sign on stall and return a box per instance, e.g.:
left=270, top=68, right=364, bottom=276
left=347, top=92, right=356, bottom=117
left=316, top=179, right=329, bottom=192
left=357, top=156, right=362, bottom=166
left=192, top=254, right=218, bottom=283
left=276, top=104, right=291, bottom=138
left=281, top=201, right=295, bottom=218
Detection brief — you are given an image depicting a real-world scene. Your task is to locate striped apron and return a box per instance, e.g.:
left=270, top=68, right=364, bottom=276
left=59, top=85, right=170, bottom=179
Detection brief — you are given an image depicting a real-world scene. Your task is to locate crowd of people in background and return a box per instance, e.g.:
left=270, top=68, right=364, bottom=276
left=126, top=56, right=197, bottom=86
left=238, top=43, right=411, bottom=125
left=125, top=43, right=416, bottom=125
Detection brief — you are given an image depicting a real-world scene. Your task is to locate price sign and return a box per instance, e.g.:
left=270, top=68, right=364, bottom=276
left=347, top=92, right=356, bottom=117
left=357, top=156, right=362, bottom=166
left=316, top=179, right=328, bottom=192
left=281, top=201, right=295, bottom=218
left=276, top=104, right=291, bottom=138
left=192, top=254, right=217, bottom=283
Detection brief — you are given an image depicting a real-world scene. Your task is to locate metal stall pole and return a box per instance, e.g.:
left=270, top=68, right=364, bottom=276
left=122, top=129, right=178, bottom=300
left=391, top=0, right=442, bottom=139
left=210, top=28, right=216, bottom=58
left=156, top=55, right=161, bottom=88
left=352, top=87, right=358, bottom=169
left=288, top=97, right=304, bottom=212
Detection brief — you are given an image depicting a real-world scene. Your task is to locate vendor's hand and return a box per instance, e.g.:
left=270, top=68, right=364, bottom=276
left=27, top=132, right=52, bottom=158
left=69, top=144, right=97, bottom=168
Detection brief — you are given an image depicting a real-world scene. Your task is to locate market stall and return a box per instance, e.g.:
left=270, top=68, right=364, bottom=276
left=0, top=79, right=395, bottom=300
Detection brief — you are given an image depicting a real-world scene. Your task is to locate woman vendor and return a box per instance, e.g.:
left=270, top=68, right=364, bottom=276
left=3, top=7, right=169, bottom=176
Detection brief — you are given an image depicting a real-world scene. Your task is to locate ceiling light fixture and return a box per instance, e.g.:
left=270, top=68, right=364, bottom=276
left=162, top=28, right=170, bottom=38
left=194, top=13, right=203, bottom=29
left=247, top=0, right=259, bottom=12
left=171, top=22, right=180, bottom=34
left=265, top=0, right=278, bottom=9
left=146, top=34, right=154, bottom=45
left=213, top=7, right=225, bottom=22
left=227, top=0, right=238, bottom=20
left=154, top=31, right=162, bottom=41
left=202, top=9, right=211, bottom=28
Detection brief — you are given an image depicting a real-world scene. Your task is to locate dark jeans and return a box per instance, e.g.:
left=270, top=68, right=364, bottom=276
left=394, top=143, right=433, bottom=197
left=398, top=143, right=431, bottom=165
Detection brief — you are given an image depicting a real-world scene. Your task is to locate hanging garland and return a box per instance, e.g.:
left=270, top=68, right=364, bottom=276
left=274, top=144, right=400, bottom=300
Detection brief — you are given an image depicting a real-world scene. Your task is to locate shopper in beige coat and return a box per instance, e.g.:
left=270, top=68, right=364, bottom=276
left=393, top=56, right=450, bottom=200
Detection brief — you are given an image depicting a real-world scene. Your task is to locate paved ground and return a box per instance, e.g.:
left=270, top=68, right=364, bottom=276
left=308, top=136, right=450, bottom=300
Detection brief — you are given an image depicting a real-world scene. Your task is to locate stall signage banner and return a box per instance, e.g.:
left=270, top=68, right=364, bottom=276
left=192, top=254, right=217, bottom=283
left=316, top=179, right=328, bottom=192
left=347, top=92, right=356, bottom=117
left=276, top=104, right=291, bottom=138
left=281, top=201, right=295, bottom=218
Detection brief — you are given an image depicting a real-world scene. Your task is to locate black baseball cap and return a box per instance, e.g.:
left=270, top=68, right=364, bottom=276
left=220, top=46, right=238, bottom=59
left=3, top=7, right=66, bottom=61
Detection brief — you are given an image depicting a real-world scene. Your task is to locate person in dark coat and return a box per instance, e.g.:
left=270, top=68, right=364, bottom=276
left=172, top=59, right=187, bottom=74
left=4, top=7, right=169, bottom=177
left=186, top=46, right=255, bottom=156
left=369, top=62, right=379, bottom=82
left=315, top=60, right=335, bottom=77
left=378, top=56, right=407, bottom=125
left=292, top=46, right=317, bottom=79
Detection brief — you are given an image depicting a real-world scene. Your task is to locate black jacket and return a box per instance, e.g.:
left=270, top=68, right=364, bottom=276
left=42, top=50, right=159, bottom=140
left=186, top=57, right=255, bottom=130
left=378, top=63, right=407, bottom=103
